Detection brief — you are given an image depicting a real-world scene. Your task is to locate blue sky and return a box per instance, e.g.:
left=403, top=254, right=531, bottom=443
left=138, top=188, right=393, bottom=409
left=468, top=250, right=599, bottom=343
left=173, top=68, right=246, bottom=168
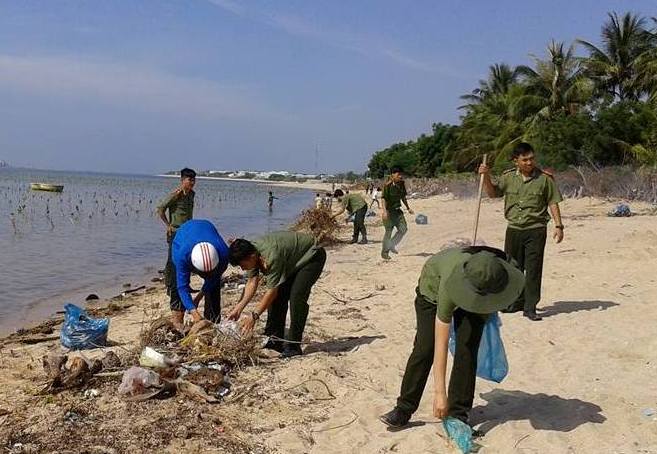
left=0, top=0, right=654, bottom=174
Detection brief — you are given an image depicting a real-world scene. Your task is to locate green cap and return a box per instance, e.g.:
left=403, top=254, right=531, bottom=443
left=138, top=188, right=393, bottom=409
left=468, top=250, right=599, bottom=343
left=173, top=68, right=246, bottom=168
left=442, top=251, right=525, bottom=314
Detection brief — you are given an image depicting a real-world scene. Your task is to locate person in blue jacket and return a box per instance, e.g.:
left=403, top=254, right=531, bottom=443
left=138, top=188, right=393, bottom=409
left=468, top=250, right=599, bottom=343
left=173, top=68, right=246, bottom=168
left=170, top=219, right=229, bottom=332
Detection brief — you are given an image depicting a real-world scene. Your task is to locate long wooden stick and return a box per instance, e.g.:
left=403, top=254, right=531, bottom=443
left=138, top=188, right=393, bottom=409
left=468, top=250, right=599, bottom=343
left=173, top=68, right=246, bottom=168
left=472, top=154, right=488, bottom=245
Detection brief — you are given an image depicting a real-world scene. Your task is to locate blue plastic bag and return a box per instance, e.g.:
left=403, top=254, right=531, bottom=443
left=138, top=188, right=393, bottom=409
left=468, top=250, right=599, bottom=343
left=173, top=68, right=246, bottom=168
left=443, top=417, right=473, bottom=454
left=60, top=303, right=110, bottom=350
left=607, top=203, right=631, bottom=217
left=415, top=214, right=428, bottom=225
left=449, top=312, right=508, bottom=383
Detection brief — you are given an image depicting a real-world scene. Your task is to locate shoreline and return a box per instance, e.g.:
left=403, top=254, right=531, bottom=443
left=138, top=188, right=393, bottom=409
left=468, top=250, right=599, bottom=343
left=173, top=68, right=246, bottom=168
left=0, top=188, right=316, bottom=340
left=156, top=173, right=333, bottom=192
left=2, top=195, right=657, bottom=452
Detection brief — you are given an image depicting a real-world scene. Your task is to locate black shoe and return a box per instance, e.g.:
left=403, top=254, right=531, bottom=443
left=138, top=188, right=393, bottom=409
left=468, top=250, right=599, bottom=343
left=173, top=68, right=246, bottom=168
left=379, top=408, right=411, bottom=428
left=263, top=339, right=284, bottom=353
left=349, top=238, right=358, bottom=244
left=523, top=312, right=543, bottom=321
left=472, top=428, right=485, bottom=439
left=280, top=344, right=303, bottom=358
left=501, top=306, right=523, bottom=313
left=359, top=238, right=368, bottom=245
left=381, top=252, right=391, bottom=260
left=389, top=247, right=399, bottom=254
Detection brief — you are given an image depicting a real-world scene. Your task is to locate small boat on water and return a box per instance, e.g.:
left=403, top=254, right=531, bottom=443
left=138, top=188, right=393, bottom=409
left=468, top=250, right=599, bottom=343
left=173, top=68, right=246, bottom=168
left=30, top=183, right=64, bottom=193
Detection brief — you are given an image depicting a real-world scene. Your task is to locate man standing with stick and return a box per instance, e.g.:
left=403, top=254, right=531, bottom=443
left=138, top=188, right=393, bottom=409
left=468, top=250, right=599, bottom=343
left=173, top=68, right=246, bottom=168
left=479, top=143, right=564, bottom=321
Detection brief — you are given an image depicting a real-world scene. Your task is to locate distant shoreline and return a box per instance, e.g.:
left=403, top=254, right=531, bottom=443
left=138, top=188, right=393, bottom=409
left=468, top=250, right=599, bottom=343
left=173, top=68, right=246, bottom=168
left=156, top=174, right=332, bottom=191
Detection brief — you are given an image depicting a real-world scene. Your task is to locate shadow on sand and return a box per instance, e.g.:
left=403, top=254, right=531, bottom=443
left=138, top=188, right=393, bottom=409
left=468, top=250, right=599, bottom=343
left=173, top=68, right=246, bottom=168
left=304, top=335, right=385, bottom=354
left=471, top=390, right=606, bottom=433
left=539, top=300, right=619, bottom=318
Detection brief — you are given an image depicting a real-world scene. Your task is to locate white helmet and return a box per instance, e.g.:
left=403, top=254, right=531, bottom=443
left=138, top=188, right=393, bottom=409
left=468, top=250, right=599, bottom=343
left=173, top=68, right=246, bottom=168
left=191, top=242, right=220, bottom=272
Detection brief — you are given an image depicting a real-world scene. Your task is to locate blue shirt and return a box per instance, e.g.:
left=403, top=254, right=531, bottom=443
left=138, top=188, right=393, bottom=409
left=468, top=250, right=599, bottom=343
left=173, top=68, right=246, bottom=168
left=171, top=220, right=229, bottom=312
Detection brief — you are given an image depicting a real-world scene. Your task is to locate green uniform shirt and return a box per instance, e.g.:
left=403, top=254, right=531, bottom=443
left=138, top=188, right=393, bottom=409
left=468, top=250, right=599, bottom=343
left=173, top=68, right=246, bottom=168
left=341, top=193, right=367, bottom=213
left=248, top=231, right=318, bottom=289
left=495, top=169, right=563, bottom=230
left=418, top=248, right=469, bottom=323
left=382, top=180, right=407, bottom=211
left=157, top=189, right=195, bottom=229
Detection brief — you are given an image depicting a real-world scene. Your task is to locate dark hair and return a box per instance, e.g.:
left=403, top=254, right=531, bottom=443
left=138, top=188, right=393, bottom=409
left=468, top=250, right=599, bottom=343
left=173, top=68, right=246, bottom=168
left=390, top=166, right=403, bottom=174
left=316, top=193, right=320, bottom=196
left=511, top=143, right=534, bottom=159
left=377, top=187, right=381, bottom=191
left=180, top=168, right=196, bottom=179
left=268, top=191, right=273, bottom=195
left=228, top=239, right=257, bottom=266
left=333, top=189, right=344, bottom=198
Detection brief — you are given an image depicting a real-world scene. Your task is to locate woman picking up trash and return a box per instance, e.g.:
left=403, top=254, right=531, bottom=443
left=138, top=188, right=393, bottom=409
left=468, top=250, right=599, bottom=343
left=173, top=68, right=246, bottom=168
left=380, top=246, right=524, bottom=429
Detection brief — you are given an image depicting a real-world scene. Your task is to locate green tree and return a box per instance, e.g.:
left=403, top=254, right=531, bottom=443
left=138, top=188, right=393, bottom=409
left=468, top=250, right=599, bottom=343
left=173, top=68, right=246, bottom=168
left=577, top=12, right=655, bottom=101
left=516, top=40, right=592, bottom=118
left=460, top=63, right=519, bottom=109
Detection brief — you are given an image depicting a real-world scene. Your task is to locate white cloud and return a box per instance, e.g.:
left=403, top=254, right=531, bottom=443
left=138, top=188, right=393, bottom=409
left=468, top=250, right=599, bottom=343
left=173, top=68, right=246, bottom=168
left=206, top=0, right=246, bottom=16
left=205, top=1, right=454, bottom=75
left=0, top=54, right=290, bottom=121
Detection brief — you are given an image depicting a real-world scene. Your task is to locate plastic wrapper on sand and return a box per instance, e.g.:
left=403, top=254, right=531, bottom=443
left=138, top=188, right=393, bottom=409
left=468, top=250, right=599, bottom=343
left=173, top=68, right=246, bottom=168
left=118, top=366, right=161, bottom=396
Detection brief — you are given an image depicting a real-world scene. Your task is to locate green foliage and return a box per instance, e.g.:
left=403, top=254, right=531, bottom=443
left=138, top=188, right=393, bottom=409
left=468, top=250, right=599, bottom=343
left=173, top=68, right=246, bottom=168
left=525, top=113, right=598, bottom=169
left=267, top=174, right=287, bottom=181
left=367, top=123, right=457, bottom=177
left=368, top=11, right=657, bottom=175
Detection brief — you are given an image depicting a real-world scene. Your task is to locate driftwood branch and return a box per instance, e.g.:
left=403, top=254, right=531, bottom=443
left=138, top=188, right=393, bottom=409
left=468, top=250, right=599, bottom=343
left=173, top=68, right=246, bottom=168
left=311, top=410, right=359, bottom=433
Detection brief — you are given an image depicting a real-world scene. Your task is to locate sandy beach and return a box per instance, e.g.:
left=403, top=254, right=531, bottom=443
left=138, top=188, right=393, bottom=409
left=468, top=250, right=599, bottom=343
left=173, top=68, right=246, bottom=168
left=2, top=193, right=657, bottom=453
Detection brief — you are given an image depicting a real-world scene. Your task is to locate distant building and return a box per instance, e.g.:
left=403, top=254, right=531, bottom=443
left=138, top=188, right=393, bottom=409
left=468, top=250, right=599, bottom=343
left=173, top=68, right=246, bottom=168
left=0, top=160, right=8, bottom=168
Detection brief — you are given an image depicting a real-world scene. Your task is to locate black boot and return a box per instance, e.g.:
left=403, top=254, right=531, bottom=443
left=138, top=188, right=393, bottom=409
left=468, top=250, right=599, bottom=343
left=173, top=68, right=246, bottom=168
left=379, top=407, right=411, bottom=428
left=523, top=311, right=543, bottom=321
left=263, top=338, right=284, bottom=353
left=280, top=343, right=303, bottom=358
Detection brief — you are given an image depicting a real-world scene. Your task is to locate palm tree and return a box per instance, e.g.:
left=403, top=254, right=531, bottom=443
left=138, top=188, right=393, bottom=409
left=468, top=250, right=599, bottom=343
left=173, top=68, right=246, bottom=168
left=515, top=40, right=591, bottom=118
left=450, top=84, right=532, bottom=169
left=460, top=63, right=519, bottom=109
left=636, top=17, right=657, bottom=104
left=577, top=12, right=654, bottom=101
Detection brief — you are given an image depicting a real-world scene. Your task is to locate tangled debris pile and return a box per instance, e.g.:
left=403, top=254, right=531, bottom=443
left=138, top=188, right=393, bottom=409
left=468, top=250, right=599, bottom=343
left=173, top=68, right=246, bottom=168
left=0, top=317, right=269, bottom=453
left=292, top=207, right=341, bottom=245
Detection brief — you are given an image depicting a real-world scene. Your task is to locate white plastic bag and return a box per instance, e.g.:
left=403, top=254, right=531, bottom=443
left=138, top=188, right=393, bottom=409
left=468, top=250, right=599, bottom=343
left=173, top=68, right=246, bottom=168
left=118, top=366, right=161, bottom=396
left=217, top=320, right=241, bottom=339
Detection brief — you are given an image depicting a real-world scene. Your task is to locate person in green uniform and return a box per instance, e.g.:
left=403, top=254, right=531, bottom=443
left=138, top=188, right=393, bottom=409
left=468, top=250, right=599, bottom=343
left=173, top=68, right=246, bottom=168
left=380, top=246, right=524, bottom=428
left=227, top=231, right=327, bottom=358
left=479, top=142, right=564, bottom=321
left=381, top=167, right=414, bottom=260
left=331, top=189, right=368, bottom=244
left=157, top=167, right=196, bottom=326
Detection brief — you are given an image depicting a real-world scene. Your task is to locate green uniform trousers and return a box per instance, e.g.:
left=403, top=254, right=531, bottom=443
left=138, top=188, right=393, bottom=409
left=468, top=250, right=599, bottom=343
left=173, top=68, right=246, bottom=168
left=265, top=248, right=327, bottom=346
left=352, top=206, right=367, bottom=242
left=396, top=290, right=487, bottom=422
left=504, top=226, right=547, bottom=314
left=382, top=208, right=407, bottom=253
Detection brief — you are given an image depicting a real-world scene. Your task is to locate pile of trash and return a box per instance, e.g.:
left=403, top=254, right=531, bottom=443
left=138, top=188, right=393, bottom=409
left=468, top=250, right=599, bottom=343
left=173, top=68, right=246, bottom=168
left=118, top=319, right=257, bottom=403
left=292, top=207, right=341, bottom=244
left=42, top=315, right=259, bottom=407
